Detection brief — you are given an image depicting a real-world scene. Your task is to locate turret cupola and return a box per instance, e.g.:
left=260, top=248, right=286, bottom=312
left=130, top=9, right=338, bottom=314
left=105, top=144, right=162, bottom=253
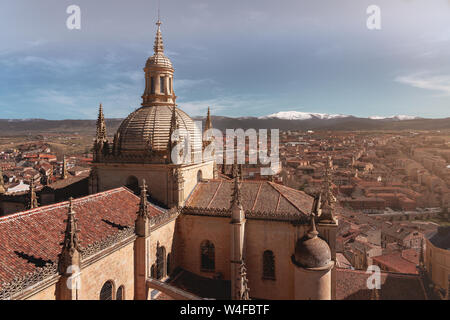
left=142, top=19, right=175, bottom=107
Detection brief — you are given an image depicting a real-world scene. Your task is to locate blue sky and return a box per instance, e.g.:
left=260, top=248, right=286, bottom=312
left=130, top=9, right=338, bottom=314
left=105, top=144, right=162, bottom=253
left=1, top=0, right=450, bottom=119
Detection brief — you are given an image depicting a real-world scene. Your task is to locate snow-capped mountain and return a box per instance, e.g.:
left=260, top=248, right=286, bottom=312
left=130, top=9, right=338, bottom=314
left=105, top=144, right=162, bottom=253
left=368, top=115, right=421, bottom=121
left=259, top=111, right=421, bottom=121
left=258, top=111, right=348, bottom=120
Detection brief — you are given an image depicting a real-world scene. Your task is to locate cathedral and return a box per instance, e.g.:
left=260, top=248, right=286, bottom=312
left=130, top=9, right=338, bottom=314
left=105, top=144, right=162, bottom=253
left=0, top=20, right=338, bottom=300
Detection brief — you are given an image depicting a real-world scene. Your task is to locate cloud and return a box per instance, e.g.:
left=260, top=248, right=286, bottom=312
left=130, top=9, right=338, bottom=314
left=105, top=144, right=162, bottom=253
left=395, top=73, right=450, bottom=96
left=175, top=78, right=215, bottom=90
left=178, top=94, right=274, bottom=117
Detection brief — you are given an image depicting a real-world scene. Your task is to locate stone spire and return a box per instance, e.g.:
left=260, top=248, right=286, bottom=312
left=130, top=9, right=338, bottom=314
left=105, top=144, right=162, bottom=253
left=138, top=179, right=149, bottom=219
left=168, top=105, right=179, bottom=161
left=27, top=177, right=39, bottom=210
left=96, top=103, right=107, bottom=143
left=204, top=107, right=212, bottom=132
left=231, top=173, right=243, bottom=213
left=154, top=19, right=164, bottom=54
left=134, top=179, right=151, bottom=299
left=0, top=166, right=5, bottom=194
left=230, top=170, right=246, bottom=300
left=307, top=213, right=319, bottom=239
left=56, top=197, right=82, bottom=300
left=58, top=198, right=81, bottom=274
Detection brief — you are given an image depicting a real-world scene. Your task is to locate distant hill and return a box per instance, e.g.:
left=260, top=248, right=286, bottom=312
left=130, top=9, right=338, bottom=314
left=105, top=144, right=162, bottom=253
left=1, top=115, right=450, bottom=136
left=0, top=119, right=123, bottom=135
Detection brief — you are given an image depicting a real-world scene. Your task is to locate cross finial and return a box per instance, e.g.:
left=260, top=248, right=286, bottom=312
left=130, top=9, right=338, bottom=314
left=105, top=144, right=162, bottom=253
left=156, top=0, right=162, bottom=29
left=307, top=214, right=319, bottom=239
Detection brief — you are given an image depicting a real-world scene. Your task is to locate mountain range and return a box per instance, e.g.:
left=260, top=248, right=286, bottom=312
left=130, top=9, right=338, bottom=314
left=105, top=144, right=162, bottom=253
left=0, top=112, right=448, bottom=135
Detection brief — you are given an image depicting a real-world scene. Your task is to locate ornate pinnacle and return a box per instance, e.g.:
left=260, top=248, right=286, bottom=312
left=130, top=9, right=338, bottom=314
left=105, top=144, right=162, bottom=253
left=154, top=19, right=164, bottom=54
left=28, top=177, right=39, bottom=209
left=168, top=105, right=179, bottom=153
left=61, top=198, right=81, bottom=253
left=96, top=103, right=107, bottom=142
left=307, top=214, right=319, bottom=239
left=204, top=107, right=212, bottom=132
left=138, top=180, right=149, bottom=218
left=170, top=105, right=178, bottom=132
left=231, top=173, right=242, bottom=209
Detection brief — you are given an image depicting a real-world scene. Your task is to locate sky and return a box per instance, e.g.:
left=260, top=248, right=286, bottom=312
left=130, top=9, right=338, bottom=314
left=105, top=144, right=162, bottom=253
left=1, top=0, right=450, bottom=120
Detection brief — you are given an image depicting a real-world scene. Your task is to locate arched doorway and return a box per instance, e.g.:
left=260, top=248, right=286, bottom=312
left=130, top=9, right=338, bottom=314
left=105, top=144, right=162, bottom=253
left=197, top=170, right=203, bottom=183
left=125, top=175, right=139, bottom=194
left=200, top=240, right=215, bottom=272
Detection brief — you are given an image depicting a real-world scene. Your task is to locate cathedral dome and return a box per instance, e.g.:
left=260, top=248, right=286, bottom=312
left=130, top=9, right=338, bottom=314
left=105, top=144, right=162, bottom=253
left=115, top=105, right=201, bottom=155
left=294, top=217, right=331, bottom=269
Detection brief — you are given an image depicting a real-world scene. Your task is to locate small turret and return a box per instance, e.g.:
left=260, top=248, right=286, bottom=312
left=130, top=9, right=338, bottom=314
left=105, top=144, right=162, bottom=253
left=292, top=214, right=334, bottom=300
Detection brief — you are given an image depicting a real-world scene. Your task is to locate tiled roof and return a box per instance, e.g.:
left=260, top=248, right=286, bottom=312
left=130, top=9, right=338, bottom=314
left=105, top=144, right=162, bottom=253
left=45, top=173, right=89, bottom=190
left=186, top=180, right=314, bottom=215
left=372, top=251, right=419, bottom=274
left=0, top=188, right=165, bottom=289
left=336, top=268, right=427, bottom=300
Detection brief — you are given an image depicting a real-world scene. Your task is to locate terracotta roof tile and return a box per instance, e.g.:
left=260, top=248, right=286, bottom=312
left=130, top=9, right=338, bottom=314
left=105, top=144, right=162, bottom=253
left=0, top=187, right=165, bottom=289
left=336, top=268, right=427, bottom=300
left=186, top=180, right=314, bottom=215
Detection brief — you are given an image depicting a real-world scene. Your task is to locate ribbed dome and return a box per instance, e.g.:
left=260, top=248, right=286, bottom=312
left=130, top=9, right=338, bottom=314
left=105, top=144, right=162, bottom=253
left=116, top=105, right=202, bottom=155
left=146, top=53, right=173, bottom=69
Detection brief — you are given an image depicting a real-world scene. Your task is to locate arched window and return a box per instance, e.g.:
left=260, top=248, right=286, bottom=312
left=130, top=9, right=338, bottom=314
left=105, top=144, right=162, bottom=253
left=116, top=286, right=124, bottom=300
left=197, top=170, right=203, bottom=183
left=156, top=245, right=166, bottom=280
left=167, top=253, right=171, bottom=276
left=262, top=250, right=275, bottom=280
left=160, top=76, right=165, bottom=94
left=201, top=240, right=215, bottom=272
left=125, top=176, right=139, bottom=194
left=151, top=77, right=155, bottom=94
left=100, top=280, right=114, bottom=300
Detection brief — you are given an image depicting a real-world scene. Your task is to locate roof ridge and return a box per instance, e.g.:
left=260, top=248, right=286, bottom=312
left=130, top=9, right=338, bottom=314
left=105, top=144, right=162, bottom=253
left=267, top=182, right=307, bottom=214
